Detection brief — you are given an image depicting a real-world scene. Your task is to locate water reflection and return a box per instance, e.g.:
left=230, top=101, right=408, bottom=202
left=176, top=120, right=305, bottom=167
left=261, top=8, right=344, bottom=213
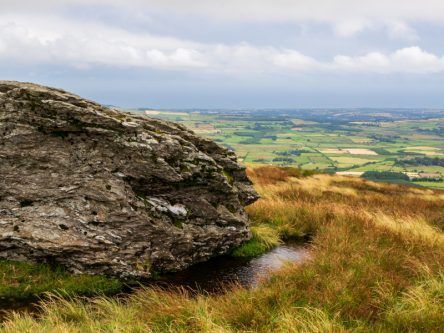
left=150, top=242, right=310, bottom=293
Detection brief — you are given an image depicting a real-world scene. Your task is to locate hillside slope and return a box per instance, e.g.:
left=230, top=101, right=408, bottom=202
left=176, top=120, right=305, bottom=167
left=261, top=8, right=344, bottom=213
left=2, top=167, right=444, bottom=332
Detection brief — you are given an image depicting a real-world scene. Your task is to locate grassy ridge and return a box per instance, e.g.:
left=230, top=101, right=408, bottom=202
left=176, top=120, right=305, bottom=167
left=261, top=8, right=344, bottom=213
left=1, top=166, right=444, bottom=332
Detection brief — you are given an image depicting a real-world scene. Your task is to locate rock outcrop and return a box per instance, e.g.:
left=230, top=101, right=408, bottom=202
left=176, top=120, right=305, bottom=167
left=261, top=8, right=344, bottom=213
left=0, top=81, right=258, bottom=278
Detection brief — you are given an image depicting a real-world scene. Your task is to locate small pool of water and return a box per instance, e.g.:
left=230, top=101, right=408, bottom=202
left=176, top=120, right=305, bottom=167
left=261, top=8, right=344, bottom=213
left=148, top=242, right=310, bottom=293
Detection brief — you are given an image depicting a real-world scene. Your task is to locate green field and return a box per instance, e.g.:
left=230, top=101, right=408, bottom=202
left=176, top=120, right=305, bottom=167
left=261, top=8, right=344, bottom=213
left=134, top=109, right=444, bottom=189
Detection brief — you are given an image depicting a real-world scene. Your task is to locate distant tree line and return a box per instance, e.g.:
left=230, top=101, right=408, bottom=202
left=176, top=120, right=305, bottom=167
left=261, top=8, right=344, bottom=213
left=361, top=171, right=409, bottom=181
left=368, top=134, right=401, bottom=143
left=272, top=157, right=294, bottom=163
left=414, top=177, right=442, bottom=182
left=395, top=157, right=444, bottom=167
left=245, top=122, right=293, bottom=130
left=273, top=149, right=310, bottom=157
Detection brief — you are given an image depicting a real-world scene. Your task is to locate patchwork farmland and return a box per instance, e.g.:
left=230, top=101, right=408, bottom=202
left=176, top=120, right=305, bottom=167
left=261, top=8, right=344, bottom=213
left=133, top=108, right=444, bottom=189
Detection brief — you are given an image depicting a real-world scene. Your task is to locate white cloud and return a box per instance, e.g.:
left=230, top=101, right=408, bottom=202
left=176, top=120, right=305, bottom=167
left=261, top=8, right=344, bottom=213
left=2, top=1, right=443, bottom=36
left=0, top=15, right=207, bottom=69
left=1, top=13, right=443, bottom=75
left=334, top=20, right=371, bottom=37
left=271, top=50, right=320, bottom=70
left=332, top=47, right=444, bottom=73
left=332, top=20, right=419, bottom=40
left=391, top=47, right=444, bottom=73
left=333, top=52, right=391, bottom=73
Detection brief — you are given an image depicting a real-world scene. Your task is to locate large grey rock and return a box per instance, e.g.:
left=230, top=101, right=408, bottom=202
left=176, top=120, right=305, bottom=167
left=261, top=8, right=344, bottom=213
left=0, top=81, right=258, bottom=278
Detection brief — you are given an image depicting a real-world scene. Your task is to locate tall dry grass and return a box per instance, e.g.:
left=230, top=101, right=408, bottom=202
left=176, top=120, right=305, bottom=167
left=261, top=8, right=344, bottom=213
left=2, top=166, right=443, bottom=332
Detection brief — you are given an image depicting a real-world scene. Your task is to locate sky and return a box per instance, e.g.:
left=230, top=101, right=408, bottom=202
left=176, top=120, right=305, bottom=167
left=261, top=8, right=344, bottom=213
left=1, top=0, right=444, bottom=108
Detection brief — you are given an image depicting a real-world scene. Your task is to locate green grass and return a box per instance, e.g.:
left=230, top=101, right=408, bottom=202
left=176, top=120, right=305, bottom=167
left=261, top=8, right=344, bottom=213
left=0, top=260, right=123, bottom=304
left=231, top=225, right=281, bottom=257
left=413, top=181, right=444, bottom=189
left=231, top=237, right=268, bottom=257
left=2, top=166, right=443, bottom=332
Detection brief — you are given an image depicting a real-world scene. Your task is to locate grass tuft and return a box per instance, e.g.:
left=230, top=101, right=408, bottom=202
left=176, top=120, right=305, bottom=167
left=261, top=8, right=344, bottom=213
left=231, top=225, right=281, bottom=257
left=383, top=272, right=444, bottom=332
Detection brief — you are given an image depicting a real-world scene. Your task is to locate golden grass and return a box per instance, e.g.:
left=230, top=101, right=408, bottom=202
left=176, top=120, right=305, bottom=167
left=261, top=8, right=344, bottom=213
left=383, top=272, right=444, bottom=332
left=2, top=166, right=443, bottom=332
left=251, top=225, right=282, bottom=248
left=370, top=213, right=444, bottom=247
left=273, top=307, right=349, bottom=333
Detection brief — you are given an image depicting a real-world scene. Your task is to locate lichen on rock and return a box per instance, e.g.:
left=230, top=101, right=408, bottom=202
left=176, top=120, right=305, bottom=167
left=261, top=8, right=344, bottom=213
left=0, top=81, right=258, bottom=278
